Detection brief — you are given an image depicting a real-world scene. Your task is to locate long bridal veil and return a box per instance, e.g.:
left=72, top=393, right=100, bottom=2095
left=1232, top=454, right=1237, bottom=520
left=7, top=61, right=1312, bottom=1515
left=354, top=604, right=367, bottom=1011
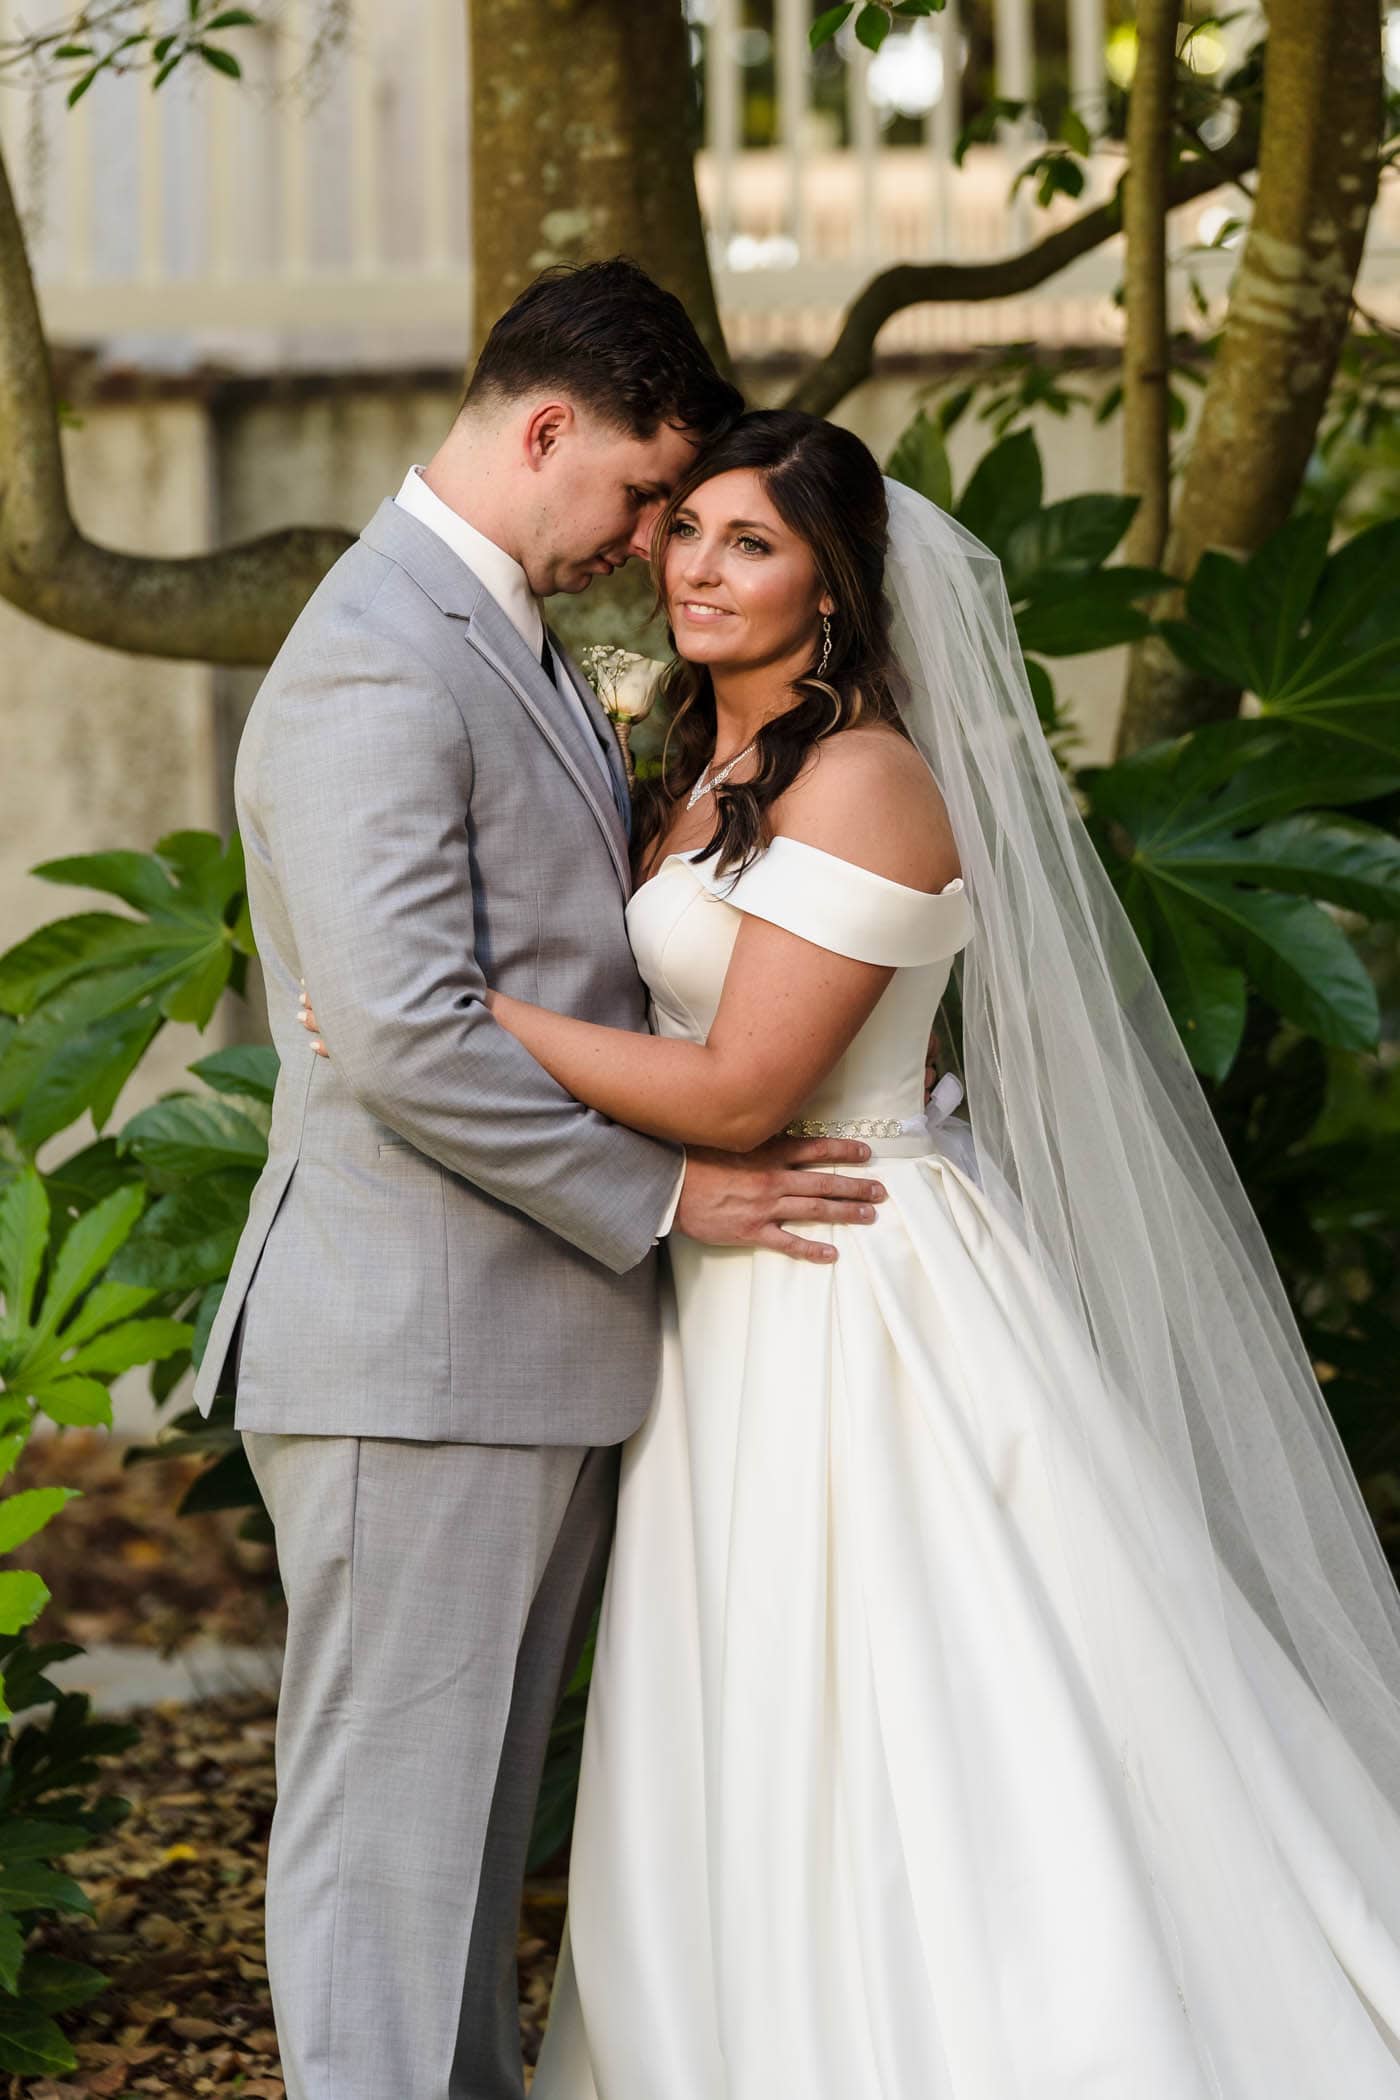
left=882, top=478, right=1400, bottom=1870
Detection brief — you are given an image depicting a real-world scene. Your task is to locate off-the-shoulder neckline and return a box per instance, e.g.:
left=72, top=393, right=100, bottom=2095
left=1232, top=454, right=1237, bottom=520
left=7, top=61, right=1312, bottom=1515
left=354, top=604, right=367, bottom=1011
left=640, top=836, right=965, bottom=905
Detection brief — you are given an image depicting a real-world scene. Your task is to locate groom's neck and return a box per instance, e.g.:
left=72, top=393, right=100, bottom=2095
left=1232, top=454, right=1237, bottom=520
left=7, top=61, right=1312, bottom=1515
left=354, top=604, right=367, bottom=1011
left=420, top=419, right=530, bottom=572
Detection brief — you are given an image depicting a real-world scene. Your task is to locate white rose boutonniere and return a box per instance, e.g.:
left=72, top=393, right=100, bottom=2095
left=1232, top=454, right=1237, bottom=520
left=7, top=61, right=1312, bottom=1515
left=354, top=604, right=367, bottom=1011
left=579, top=645, right=667, bottom=783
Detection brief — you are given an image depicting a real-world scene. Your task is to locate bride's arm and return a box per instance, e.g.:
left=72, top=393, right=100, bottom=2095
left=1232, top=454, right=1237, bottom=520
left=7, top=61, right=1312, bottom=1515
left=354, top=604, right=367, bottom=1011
left=485, top=921, right=892, bottom=1152
left=487, top=732, right=958, bottom=1152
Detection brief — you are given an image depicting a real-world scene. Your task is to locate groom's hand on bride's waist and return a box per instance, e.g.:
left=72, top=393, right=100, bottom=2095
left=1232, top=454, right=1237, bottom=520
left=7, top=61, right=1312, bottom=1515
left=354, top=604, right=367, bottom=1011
left=675, top=1138, right=887, bottom=1264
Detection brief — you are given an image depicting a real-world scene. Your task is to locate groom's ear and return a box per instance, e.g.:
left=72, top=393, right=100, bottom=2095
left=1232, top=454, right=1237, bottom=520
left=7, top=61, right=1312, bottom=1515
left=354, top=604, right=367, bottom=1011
left=523, top=399, right=576, bottom=469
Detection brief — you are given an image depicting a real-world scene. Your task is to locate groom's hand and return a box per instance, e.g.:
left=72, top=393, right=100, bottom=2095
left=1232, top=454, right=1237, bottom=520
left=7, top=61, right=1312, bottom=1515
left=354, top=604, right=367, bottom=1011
left=675, top=1137, right=887, bottom=1264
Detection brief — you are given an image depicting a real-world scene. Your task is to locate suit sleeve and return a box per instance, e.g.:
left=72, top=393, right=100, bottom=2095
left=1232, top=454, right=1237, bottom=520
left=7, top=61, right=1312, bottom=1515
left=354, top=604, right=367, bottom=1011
left=258, top=617, right=683, bottom=1275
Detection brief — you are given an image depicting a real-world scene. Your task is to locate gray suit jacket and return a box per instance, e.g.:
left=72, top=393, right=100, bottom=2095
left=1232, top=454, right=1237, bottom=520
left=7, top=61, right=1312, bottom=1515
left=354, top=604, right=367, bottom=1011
left=193, top=498, right=683, bottom=1445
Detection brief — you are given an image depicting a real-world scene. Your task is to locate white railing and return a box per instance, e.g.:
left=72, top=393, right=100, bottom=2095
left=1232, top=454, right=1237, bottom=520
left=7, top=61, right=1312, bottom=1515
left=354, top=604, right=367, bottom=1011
left=1, top=0, right=1395, bottom=366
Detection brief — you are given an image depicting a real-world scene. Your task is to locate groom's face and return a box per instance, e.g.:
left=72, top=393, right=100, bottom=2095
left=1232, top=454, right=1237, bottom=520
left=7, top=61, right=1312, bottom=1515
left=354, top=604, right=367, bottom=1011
left=521, top=405, right=702, bottom=597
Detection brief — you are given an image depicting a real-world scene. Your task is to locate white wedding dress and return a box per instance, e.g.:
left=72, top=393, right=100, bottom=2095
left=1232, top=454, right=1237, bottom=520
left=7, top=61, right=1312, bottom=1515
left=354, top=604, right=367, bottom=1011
left=531, top=837, right=1400, bottom=2100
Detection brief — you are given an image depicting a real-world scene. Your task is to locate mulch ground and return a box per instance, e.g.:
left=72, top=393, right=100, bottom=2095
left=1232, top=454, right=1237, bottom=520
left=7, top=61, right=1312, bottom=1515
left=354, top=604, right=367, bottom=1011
left=11, top=1693, right=566, bottom=2099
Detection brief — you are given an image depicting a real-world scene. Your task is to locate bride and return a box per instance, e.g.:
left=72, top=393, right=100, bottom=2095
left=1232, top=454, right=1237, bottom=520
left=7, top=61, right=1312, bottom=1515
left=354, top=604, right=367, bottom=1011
left=308, top=409, right=1400, bottom=2095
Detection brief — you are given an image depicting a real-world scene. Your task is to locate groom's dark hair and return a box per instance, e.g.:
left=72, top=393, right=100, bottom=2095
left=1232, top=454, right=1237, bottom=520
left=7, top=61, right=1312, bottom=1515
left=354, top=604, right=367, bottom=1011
left=462, top=257, right=743, bottom=441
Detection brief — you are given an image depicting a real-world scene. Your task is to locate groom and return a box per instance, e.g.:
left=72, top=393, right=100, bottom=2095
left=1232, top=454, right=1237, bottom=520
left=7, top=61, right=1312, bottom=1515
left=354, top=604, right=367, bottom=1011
left=193, top=258, right=889, bottom=2100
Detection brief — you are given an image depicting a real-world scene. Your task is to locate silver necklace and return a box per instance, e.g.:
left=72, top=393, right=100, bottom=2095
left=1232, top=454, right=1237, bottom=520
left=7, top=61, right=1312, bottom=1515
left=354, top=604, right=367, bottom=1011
left=687, top=741, right=755, bottom=811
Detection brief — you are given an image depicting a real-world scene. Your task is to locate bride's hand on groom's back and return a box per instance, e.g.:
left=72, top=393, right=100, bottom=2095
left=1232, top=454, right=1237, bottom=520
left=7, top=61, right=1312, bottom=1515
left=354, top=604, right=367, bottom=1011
left=675, top=1138, right=887, bottom=1264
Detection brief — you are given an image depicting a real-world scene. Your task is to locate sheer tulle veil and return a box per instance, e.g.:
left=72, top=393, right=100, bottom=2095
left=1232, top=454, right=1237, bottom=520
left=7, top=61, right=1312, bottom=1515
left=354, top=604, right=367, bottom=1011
left=881, top=475, right=1400, bottom=1839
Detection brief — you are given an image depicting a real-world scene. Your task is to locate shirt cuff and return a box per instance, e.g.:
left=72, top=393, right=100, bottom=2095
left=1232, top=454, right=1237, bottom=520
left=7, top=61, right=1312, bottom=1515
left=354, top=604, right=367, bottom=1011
left=653, top=1154, right=687, bottom=1242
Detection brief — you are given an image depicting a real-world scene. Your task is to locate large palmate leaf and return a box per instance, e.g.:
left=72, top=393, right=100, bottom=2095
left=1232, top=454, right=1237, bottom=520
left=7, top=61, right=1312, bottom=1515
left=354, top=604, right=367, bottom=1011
left=886, top=418, right=1168, bottom=739
left=1087, top=721, right=1400, bottom=1078
left=1158, top=515, right=1400, bottom=763
left=0, top=831, right=252, bottom=1153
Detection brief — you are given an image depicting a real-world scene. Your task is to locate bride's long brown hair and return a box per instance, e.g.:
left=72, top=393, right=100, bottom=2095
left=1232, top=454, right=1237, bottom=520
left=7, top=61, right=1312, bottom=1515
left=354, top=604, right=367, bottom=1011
left=634, top=409, right=905, bottom=881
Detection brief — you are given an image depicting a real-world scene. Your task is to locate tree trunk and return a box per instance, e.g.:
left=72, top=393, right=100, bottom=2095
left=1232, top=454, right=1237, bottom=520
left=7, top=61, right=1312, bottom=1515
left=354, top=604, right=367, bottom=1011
left=469, top=0, right=726, bottom=372
left=1120, top=0, right=1179, bottom=570
left=1117, top=0, right=1381, bottom=755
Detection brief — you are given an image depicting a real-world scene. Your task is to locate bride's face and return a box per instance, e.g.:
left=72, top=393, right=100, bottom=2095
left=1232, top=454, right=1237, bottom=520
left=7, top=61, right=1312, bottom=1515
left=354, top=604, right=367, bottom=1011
left=663, top=469, right=833, bottom=675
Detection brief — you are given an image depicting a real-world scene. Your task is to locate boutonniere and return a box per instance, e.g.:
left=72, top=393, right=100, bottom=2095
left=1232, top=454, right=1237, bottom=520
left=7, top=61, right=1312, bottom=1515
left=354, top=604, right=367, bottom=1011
left=578, top=646, right=666, bottom=783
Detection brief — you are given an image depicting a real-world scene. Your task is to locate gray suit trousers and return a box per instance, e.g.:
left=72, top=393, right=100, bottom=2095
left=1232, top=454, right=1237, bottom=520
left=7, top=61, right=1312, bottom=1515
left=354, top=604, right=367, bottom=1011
left=243, top=1428, right=618, bottom=2100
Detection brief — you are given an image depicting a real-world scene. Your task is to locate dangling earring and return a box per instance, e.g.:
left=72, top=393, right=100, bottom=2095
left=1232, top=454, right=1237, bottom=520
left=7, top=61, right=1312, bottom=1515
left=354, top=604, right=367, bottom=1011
left=818, top=612, right=833, bottom=680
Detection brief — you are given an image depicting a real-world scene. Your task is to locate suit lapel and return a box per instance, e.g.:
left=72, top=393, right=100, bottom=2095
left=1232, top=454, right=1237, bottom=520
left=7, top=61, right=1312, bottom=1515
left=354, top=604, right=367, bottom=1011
left=464, top=597, right=633, bottom=899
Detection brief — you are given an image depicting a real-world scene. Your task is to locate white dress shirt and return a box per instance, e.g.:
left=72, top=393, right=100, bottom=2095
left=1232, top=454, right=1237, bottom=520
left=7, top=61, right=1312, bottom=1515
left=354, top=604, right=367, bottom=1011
left=394, top=465, right=685, bottom=1241
left=394, top=467, right=614, bottom=783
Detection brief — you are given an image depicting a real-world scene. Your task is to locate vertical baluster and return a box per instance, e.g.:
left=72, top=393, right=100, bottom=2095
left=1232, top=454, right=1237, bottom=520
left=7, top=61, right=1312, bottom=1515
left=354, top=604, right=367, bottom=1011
left=777, top=0, right=808, bottom=254
left=995, top=0, right=1034, bottom=248
left=278, top=0, right=308, bottom=282
left=707, top=0, right=740, bottom=253
left=207, top=41, right=236, bottom=280
left=930, top=0, right=962, bottom=257
left=1068, top=0, right=1105, bottom=120
left=137, top=50, right=165, bottom=281
left=846, top=37, right=878, bottom=266
left=348, top=0, right=378, bottom=274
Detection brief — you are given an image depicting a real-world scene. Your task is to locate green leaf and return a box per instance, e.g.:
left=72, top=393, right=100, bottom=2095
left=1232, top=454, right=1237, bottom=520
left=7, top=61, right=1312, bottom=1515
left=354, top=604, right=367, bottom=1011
left=204, top=7, right=259, bottom=27
left=31, top=850, right=186, bottom=920
left=0, top=913, right=155, bottom=1018
left=0, top=1914, right=20, bottom=1998
left=954, top=430, right=1043, bottom=558
left=884, top=409, right=952, bottom=511
left=159, top=935, right=232, bottom=1028
left=66, top=67, right=100, bottom=108
left=1002, top=493, right=1139, bottom=597
left=0, top=1860, right=94, bottom=1918
left=30, top=1184, right=145, bottom=1348
left=854, top=3, right=893, bottom=50
left=0, top=1490, right=79, bottom=1556
left=189, top=1043, right=279, bottom=1104
left=192, top=1281, right=225, bottom=1369
left=17, top=1952, right=107, bottom=2013
left=33, top=1379, right=113, bottom=1431
left=1145, top=896, right=1246, bottom=1081
left=17, top=1004, right=163, bottom=1150
left=0, top=1172, right=48, bottom=1345
left=120, top=1096, right=267, bottom=1180
left=0, top=1571, right=49, bottom=1638
left=178, top=1443, right=261, bottom=1516
left=63, top=1318, right=193, bottom=1378
left=0, top=1820, right=95, bottom=1864
left=52, top=1278, right=155, bottom=1353
left=0, top=1437, right=27, bottom=1487
left=1170, top=812, right=1400, bottom=920
left=198, top=41, right=242, bottom=75
left=108, top=1173, right=254, bottom=1293
left=1172, top=879, right=1379, bottom=1050
left=1014, top=569, right=1165, bottom=656
left=0, top=1998, right=77, bottom=2078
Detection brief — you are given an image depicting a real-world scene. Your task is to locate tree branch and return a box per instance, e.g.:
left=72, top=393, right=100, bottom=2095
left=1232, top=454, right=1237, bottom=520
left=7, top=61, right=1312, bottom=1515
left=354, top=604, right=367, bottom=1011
left=0, top=139, right=353, bottom=667
left=781, top=130, right=1259, bottom=419
left=1121, top=0, right=1180, bottom=569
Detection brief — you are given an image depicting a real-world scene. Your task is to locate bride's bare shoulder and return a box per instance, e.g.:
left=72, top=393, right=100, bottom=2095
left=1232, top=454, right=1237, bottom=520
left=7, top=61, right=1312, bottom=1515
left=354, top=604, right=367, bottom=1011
left=771, top=723, right=960, bottom=893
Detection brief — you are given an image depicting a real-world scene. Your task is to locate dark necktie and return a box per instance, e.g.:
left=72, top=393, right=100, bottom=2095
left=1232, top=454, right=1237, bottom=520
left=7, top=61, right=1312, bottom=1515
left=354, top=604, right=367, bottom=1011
left=539, top=630, right=555, bottom=683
